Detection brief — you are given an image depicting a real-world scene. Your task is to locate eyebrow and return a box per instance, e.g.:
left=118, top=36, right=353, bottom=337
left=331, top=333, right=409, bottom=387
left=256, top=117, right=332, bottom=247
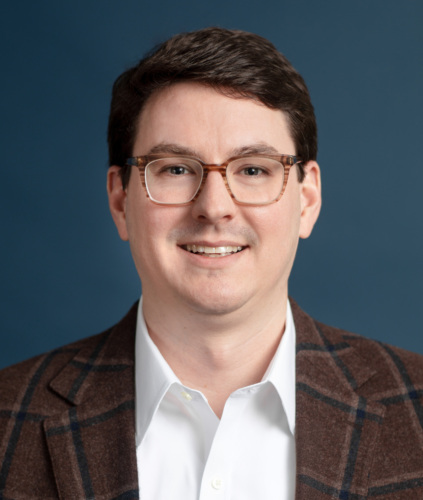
left=145, top=142, right=281, bottom=158
left=232, top=144, right=280, bottom=156
left=147, top=143, right=199, bottom=156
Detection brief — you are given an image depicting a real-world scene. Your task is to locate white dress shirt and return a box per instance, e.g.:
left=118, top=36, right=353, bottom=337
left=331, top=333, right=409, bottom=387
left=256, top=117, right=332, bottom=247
left=135, top=297, right=296, bottom=500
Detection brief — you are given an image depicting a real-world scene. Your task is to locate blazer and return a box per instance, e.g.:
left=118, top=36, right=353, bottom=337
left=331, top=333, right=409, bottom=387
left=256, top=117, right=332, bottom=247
left=1, top=299, right=423, bottom=499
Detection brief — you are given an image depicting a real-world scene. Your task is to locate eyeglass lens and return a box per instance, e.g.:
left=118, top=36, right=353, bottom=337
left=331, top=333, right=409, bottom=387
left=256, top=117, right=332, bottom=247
left=145, top=157, right=285, bottom=205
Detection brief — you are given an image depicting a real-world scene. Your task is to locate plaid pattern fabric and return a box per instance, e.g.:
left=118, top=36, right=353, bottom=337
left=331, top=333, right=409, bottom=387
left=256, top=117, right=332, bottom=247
left=1, top=299, right=423, bottom=499
left=292, top=300, right=423, bottom=499
left=0, top=303, right=139, bottom=499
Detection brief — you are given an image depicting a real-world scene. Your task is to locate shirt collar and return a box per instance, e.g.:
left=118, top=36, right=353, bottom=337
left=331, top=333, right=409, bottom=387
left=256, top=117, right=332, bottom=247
left=135, top=297, right=296, bottom=444
left=262, top=299, right=296, bottom=435
left=134, top=297, right=179, bottom=446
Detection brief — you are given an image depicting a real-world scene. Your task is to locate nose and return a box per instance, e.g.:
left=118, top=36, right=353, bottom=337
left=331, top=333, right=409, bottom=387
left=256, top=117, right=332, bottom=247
left=191, top=170, right=237, bottom=224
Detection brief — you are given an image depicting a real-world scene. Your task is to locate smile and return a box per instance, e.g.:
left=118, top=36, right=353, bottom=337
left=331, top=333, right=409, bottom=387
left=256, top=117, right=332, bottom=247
left=182, top=244, right=244, bottom=257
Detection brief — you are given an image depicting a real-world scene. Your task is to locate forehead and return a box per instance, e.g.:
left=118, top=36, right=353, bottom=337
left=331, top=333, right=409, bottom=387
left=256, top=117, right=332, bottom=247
left=133, top=82, right=295, bottom=159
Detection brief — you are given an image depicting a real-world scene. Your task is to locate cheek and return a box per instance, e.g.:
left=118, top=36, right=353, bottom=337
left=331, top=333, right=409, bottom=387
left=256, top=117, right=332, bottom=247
left=126, top=209, right=166, bottom=284
left=124, top=189, right=156, bottom=268
left=125, top=196, right=184, bottom=262
left=253, top=194, right=301, bottom=245
left=125, top=180, right=162, bottom=241
left=251, top=197, right=302, bottom=278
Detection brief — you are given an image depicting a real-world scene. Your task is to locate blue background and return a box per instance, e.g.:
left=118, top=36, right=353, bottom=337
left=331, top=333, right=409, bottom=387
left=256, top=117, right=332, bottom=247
left=1, top=1, right=422, bottom=369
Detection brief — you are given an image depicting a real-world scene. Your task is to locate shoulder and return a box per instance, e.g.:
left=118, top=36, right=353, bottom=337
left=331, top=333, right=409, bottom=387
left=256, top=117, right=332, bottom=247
left=291, top=297, right=423, bottom=393
left=0, top=301, right=138, bottom=414
left=0, top=330, right=110, bottom=412
left=317, top=319, right=423, bottom=386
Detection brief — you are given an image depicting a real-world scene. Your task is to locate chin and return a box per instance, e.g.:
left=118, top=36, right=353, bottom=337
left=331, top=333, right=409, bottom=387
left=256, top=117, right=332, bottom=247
left=179, top=284, right=250, bottom=316
left=191, top=301, right=242, bottom=316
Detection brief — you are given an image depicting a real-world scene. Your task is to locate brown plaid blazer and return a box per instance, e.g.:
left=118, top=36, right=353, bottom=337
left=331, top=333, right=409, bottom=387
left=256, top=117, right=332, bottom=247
left=1, top=300, right=423, bottom=499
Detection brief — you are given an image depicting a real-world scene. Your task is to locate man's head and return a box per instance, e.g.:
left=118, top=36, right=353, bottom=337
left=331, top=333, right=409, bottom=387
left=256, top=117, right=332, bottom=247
left=107, top=28, right=321, bottom=319
left=107, top=27, right=317, bottom=187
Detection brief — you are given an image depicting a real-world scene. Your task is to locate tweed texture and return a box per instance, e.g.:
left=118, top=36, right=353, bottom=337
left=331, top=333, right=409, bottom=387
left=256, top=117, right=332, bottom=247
left=1, top=300, right=423, bottom=499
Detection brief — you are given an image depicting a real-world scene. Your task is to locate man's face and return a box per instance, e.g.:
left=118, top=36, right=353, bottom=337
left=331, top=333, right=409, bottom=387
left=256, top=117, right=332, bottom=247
left=108, top=82, right=321, bottom=317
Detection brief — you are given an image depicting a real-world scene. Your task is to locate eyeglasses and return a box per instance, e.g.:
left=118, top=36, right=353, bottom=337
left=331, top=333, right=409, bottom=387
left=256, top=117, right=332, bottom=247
left=125, top=154, right=302, bottom=206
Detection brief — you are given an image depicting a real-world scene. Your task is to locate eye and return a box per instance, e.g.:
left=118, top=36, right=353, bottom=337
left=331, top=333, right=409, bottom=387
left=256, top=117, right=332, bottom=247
left=240, top=165, right=268, bottom=176
left=166, top=165, right=192, bottom=175
left=156, top=162, right=196, bottom=176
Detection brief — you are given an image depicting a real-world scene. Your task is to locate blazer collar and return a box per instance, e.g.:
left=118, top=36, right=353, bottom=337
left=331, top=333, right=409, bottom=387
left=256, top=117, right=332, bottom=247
left=43, top=303, right=140, bottom=499
left=291, top=299, right=385, bottom=499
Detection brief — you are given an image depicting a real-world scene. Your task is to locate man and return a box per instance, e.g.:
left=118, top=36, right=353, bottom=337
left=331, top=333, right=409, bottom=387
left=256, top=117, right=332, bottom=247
left=1, top=27, right=423, bottom=500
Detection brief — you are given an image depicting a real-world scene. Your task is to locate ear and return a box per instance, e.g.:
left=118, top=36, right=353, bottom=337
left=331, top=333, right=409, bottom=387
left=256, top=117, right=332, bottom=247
left=107, top=166, right=129, bottom=241
left=299, top=160, right=322, bottom=239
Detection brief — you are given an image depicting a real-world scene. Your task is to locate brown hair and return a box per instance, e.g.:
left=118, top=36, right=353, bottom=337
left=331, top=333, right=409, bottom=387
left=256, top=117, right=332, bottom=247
left=107, top=27, right=317, bottom=187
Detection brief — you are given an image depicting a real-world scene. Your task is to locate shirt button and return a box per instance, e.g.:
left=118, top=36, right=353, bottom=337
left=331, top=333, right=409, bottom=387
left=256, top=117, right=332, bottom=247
left=211, top=478, right=223, bottom=490
left=181, top=391, right=192, bottom=401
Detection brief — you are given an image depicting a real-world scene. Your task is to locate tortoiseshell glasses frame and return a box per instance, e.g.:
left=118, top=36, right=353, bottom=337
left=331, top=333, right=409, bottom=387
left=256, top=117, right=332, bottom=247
left=125, top=153, right=302, bottom=206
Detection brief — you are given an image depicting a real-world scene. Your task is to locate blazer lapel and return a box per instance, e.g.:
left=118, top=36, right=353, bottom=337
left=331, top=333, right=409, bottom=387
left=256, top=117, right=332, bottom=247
left=292, top=300, right=386, bottom=500
left=43, top=303, right=139, bottom=499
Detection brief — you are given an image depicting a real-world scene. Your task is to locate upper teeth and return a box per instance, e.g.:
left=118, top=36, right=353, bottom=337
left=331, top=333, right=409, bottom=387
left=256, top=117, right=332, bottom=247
left=185, top=245, right=243, bottom=254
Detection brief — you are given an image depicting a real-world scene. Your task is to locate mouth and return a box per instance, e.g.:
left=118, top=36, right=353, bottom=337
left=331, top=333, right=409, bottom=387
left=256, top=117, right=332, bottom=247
left=181, top=244, right=245, bottom=257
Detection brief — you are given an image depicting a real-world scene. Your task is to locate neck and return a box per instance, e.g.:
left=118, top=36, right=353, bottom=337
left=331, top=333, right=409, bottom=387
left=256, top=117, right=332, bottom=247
left=142, top=292, right=288, bottom=418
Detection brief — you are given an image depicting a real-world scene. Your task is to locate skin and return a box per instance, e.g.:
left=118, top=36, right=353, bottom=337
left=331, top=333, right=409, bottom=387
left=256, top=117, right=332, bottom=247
left=108, top=82, right=321, bottom=417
